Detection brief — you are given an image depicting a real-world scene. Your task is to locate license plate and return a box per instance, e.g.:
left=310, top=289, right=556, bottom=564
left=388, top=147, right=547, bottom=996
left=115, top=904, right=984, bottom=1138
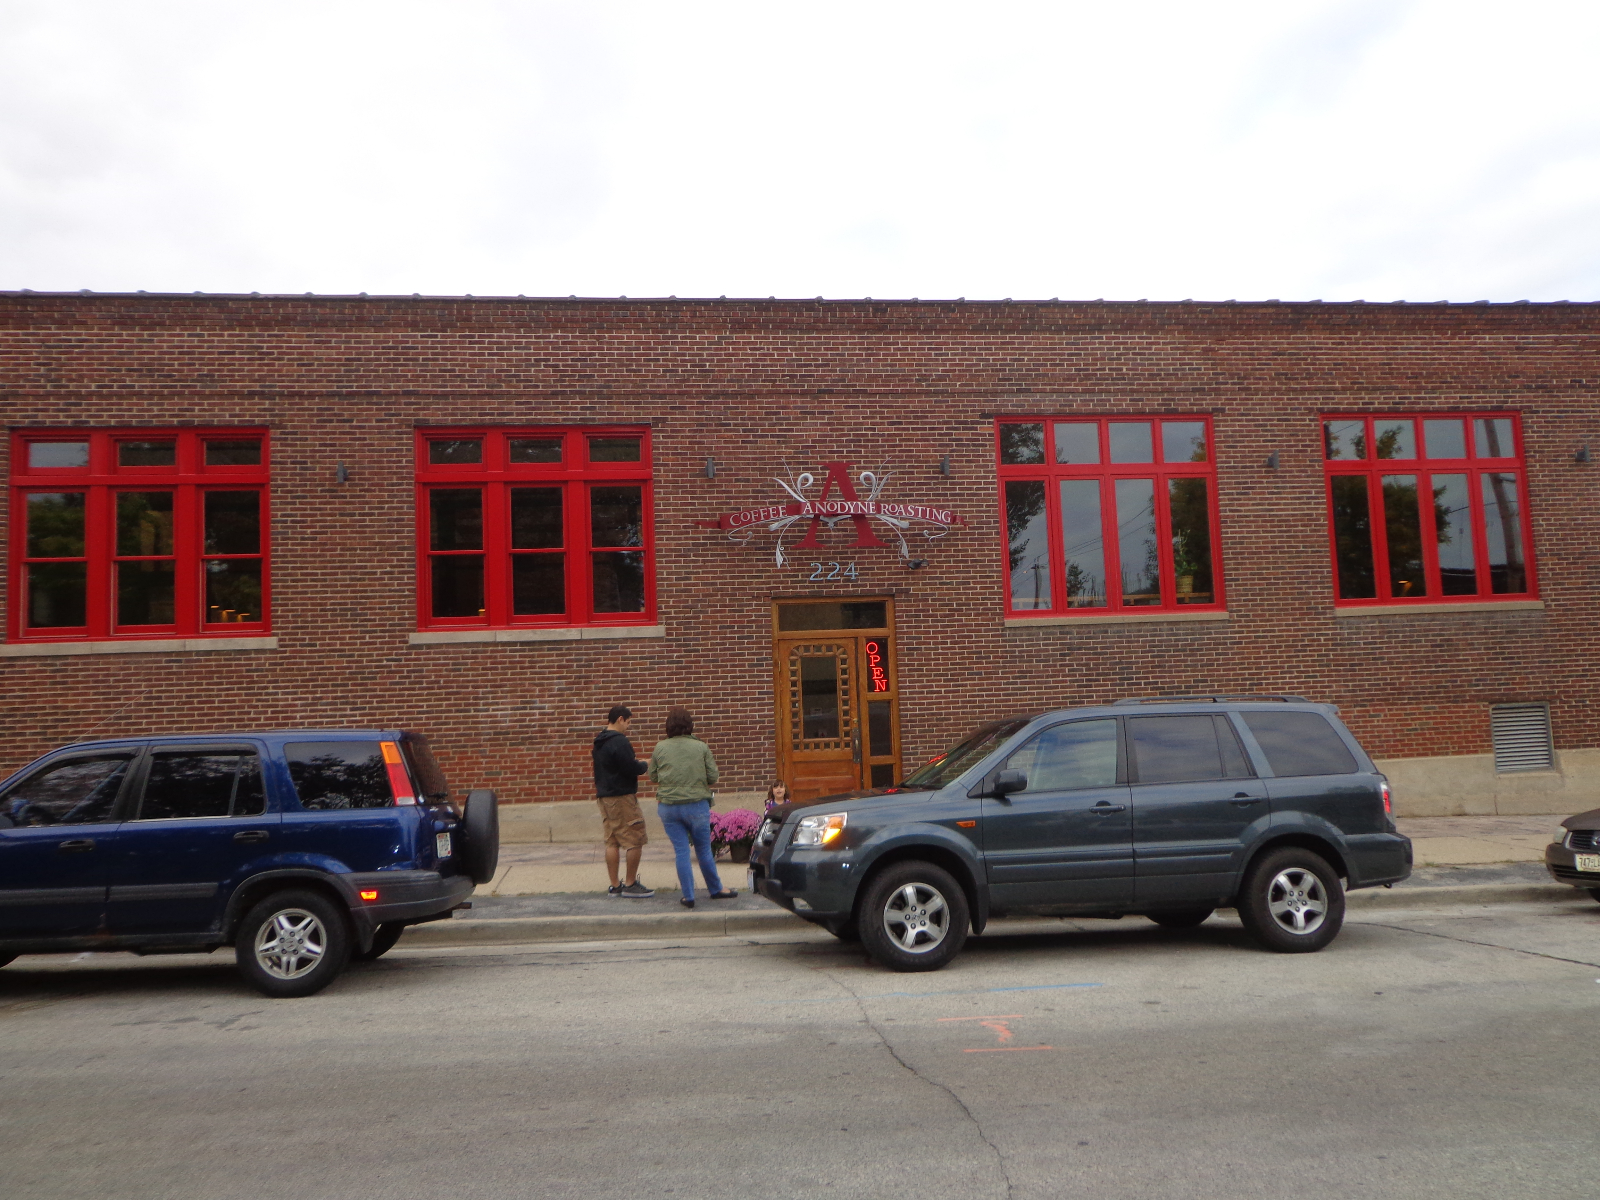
left=1576, top=853, right=1600, bottom=873
left=746, top=870, right=755, bottom=893
left=436, top=832, right=453, bottom=859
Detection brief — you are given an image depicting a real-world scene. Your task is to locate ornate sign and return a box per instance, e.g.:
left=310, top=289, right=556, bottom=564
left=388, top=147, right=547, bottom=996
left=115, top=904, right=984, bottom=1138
left=696, top=461, right=965, bottom=566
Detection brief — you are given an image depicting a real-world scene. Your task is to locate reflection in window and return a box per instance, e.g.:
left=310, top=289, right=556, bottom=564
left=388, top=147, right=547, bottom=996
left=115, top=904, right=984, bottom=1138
left=1169, top=478, right=1213, bottom=602
left=1, top=755, right=129, bottom=826
left=1475, top=419, right=1515, bottom=458
left=509, top=438, right=562, bottom=463
left=1323, top=420, right=1366, bottom=460
left=27, top=492, right=86, bottom=557
left=590, top=486, right=643, bottom=547
left=1330, top=476, right=1376, bottom=599
left=205, top=440, right=262, bottom=466
left=117, top=492, right=175, bottom=556
left=1432, top=474, right=1476, bottom=594
left=430, top=489, right=483, bottom=550
left=1054, top=422, right=1099, bottom=464
left=117, top=561, right=175, bottom=625
left=1004, top=480, right=1052, bottom=610
left=1423, top=419, right=1466, bottom=459
left=1058, top=480, right=1106, bottom=607
left=1115, top=478, right=1160, bottom=605
left=1161, top=422, right=1207, bottom=463
left=592, top=550, right=645, bottom=612
left=119, top=440, right=176, bottom=467
left=1128, top=715, right=1229, bottom=784
left=429, top=439, right=483, bottom=465
left=27, top=562, right=86, bottom=628
left=1006, top=720, right=1118, bottom=790
left=1381, top=476, right=1427, bottom=598
left=139, top=753, right=252, bottom=820
left=204, top=492, right=260, bottom=554
left=588, top=437, right=642, bottom=462
left=431, top=557, right=484, bottom=618
left=206, top=559, right=263, bottom=623
left=29, top=442, right=89, bottom=469
left=1482, top=473, right=1526, bottom=593
left=800, top=656, right=840, bottom=740
left=1000, top=424, right=1045, bottom=465
left=512, top=554, right=565, bottom=614
left=285, top=742, right=393, bottom=810
left=1374, top=420, right=1416, bottom=460
left=1109, top=423, right=1154, bottom=463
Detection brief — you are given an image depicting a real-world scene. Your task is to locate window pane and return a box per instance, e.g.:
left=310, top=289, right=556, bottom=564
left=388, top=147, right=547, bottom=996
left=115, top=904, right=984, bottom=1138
left=1374, top=420, right=1416, bottom=459
left=285, top=741, right=393, bottom=810
left=139, top=754, right=241, bottom=820
left=117, top=560, right=175, bottom=625
left=509, top=437, right=563, bottom=463
left=1329, top=476, right=1376, bottom=599
left=590, top=485, right=643, bottom=547
left=776, top=601, right=888, bottom=630
left=118, top=440, right=176, bottom=467
left=870, top=763, right=896, bottom=788
left=800, top=656, right=840, bottom=739
left=1431, top=474, right=1477, bottom=595
left=430, top=489, right=483, bottom=550
left=1053, top=422, right=1100, bottom=464
left=1003, top=480, right=1052, bottom=610
left=512, top=553, right=566, bottom=615
left=234, top=755, right=265, bottom=815
left=1423, top=419, right=1466, bottom=459
left=26, top=492, right=86, bottom=557
left=1058, top=479, right=1106, bottom=608
left=204, top=491, right=260, bottom=554
left=867, top=700, right=894, bottom=757
left=999, top=424, right=1045, bottom=465
left=1481, top=473, right=1527, bottom=593
left=1240, top=711, right=1357, bottom=777
left=1005, top=719, right=1118, bottom=790
left=1168, top=478, right=1214, bottom=603
left=1128, top=715, right=1223, bottom=783
left=1381, top=475, right=1427, bottom=598
left=1218, top=717, right=1252, bottom=778
left=431, top=555, right=484, bottom=617
left=205, top=440, right=261, bottom=465
left=205, top=559, right=263, bottom=622
left=429, top=439, right=482, bottom=465
left=1, top=755, right=130, bottom=826
left=588, top=436, right=642, bottom=462
left=28, top=442, right=88, bottom=468
left=1109, top=423, right=1154, bottom=463
left=1474, top=419, right=1515, bottom=458
left=1323, top=420, right=1366, bottom=460
left=863, top=636, right=891, bottom=693
left=1115, top=478, right=1160, bottom=605
left=27, top=562, right=86, bottom=627
left=116, top=492, right=175, bottom=557
left=511, top=487, right=564, bottom=548
left=1161, top=421, right=1207, bottom=463
left=591, top=550, right=645, bottom=612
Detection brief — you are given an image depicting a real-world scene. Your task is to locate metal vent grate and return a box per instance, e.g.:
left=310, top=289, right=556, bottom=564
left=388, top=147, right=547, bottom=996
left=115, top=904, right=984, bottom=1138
left=1490, top=704, right=1554, bottom=773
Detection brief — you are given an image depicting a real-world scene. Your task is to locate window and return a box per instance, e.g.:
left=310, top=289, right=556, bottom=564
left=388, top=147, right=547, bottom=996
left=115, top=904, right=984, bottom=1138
left=137, top=751, right=265, bottom=819
left=1323, top=414, right=1536, bottom=605
left=996, top=417, right=1223, bottom=617
left=1490, top=704, right=1553, bottom=773
left=1127, top=715, right=1253, bottom=784
left=0, top=754, right=132, bottom=826
left=415, top=427, right=653, bottom=629
left=1239, top=711, right=1358, bottom=777
left=8, top=429, right=270, bottom=642
left=1003, top=720, right=1120, bottom=790
left=285, top=741, right=395, bottom=810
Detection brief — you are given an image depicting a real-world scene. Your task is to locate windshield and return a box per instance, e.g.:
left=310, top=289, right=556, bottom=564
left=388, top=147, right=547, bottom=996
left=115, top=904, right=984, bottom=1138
left=899, top=718, right=1033, bottom=790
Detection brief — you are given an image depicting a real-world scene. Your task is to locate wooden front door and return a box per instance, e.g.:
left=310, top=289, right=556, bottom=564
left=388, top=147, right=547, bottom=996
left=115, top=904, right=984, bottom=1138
left=774, top=601, right=901, bottom=802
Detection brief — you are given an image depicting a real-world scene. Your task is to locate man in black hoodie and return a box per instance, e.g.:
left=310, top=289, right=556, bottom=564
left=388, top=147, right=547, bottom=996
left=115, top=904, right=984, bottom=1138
left=593, top=705, right=654, bottom=897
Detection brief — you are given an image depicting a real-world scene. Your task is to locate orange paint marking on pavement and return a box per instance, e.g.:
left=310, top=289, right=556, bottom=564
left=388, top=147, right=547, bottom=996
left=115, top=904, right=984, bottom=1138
left=937, top=1014, right=1027, bottom=1047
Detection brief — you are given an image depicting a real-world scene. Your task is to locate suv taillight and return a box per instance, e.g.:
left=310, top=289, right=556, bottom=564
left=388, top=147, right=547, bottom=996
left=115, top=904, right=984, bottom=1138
left=381, top=741, right=418, bottom=805
left=1380, top=781, right=1392, bottom=815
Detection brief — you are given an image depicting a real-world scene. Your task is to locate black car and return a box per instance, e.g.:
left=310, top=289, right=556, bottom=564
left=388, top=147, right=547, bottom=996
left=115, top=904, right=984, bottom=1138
left=1544, top=811, right=1600, bottom=901
left=750, top=696, right=1411, bottom=971
left=0, top=730, right=498, bottom=996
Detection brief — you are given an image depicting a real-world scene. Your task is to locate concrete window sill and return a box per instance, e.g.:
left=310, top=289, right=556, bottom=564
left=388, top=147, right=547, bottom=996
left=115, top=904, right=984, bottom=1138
left=1334, top=600, right=1545, bottom=618
left=1004, top=611, right=1229, bottom=629
left=409, top=625, right=667, bottom=645
left=1, top=636, right=280, bottom=657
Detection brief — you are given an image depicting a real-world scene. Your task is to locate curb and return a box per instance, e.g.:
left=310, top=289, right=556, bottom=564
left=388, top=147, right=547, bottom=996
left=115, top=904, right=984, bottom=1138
left=405, top=882, right=1588, bottom=948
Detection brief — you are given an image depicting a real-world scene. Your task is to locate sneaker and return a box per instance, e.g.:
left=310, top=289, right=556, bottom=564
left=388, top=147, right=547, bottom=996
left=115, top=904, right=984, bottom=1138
left=619, top=880, right=655, bottom=898
left=606, top=883, right=623, bottom=897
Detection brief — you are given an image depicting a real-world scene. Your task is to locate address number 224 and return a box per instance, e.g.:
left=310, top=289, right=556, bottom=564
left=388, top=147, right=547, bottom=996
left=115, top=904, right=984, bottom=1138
left=808, top=561, right=858, bottom=581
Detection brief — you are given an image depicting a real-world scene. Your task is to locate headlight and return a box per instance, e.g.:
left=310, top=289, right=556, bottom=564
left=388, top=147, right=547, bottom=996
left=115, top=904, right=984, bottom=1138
left=1552, top=825, right=1569, bottom=847
left=792, top=812, right=847, bottom=847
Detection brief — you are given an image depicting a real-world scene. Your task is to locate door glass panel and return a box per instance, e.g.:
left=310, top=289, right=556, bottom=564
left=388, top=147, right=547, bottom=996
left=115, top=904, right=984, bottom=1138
left=1381, top=475, right=1427, bottom=598
left=1431, top=474, right=1477, bottom=594
left=429, top=439, right=482, bottom=465
left=862, top=637, right=891, bottom=693
left=204, top=439, right=262, bottom=465
left=588, top=437, right=642, bottom=462
left=138, top=753, right=244, bottom=820
left=205, top=560, right=263, bottom=622
left=430, top=489, right=483, bottom=550
left=1053, top=422, right=1099, bottom=464
left=999, top=424, right=1045, bottom=465
left=1481, top=473, right=1527, bottom=593
left=118, top=440, right=176, bottom=467
left=1329, top=476, right=1376, bottom=599
left=1128, top=715, right=1224, bottom=783
left=1109, top=423, right=1154, bottom=463
left=512, top=554, right=566, bottom=614
left=29, top=442, right=88, bottom=468
left=284, top=741, right=393, bottom=810
left=27, top=492, right=86, bottom=556
left=1004, top=480, right=1052, bottom=610
left=0, top=755, right=131, bottom=826
left=1114, top=478, right=1159, bottom=605
left=117, top=561, right=175, bottom=625
left=1474, top=419, right=1515, bottom=458
left=867, top=700, right=894, bottom=757
left=1004, top=719, right=1118, bottom=790
left=509, top=437, right=562, bottom=463
left=870, top=763, right=896, bottom=788
left=1323, top=420, right=1366, bottom=460
left=591, top=551, right=645, bottom=612
left=1058, top=479, right=1106, bottom=608
left=117, top=492, right=175, bottom=556
left=27, top=562, right=86, bottom=627
left=431, top=556, right=484, bottom=617
left=590, top=486, right=643, bottom=546
left=204, top=491, right=260, bottom=554
left=776, top=601, right=887, bottom=630
left=1423, top=419, right=1466, bottom=459
left=1168, top=478, right=1213, bottom=603
left=511, top=487, right=564, bottom=548
left=1218, top=717, right=1253, bottom=778
left=1374, top=420, right=1416, bottom=459
left=1161, top=422, right=1207, bottom=463
left=800, top=656, right=841, bottom=740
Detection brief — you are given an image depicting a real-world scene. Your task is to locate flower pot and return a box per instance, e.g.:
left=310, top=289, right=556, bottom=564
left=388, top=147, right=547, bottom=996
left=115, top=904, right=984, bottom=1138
left=729, top=841, right=753, bottom=864
left=1177, top=575, right=1195, bottom=595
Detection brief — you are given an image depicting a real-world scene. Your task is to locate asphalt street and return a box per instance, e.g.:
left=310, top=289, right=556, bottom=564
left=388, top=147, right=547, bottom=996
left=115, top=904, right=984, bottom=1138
left=4, top=898, right=1599, bottom=1200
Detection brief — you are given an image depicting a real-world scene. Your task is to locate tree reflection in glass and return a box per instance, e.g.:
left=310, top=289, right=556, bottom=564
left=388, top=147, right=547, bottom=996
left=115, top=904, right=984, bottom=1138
left=1330, top=476, right=1376, bottom=598
left=1115, top=479, right=1160, bottom=605
left=1168, top=478, right=1213, bottom=602
left=1381, top=476, right=1426, bottom=597
left=1004, top=480, right=1051, bottom=610
left=1058, top=480, right=1105, bottom=607
left=1482, top=473, right=1526, bottom=592
left=1431, top=474, right=1476, bottom=594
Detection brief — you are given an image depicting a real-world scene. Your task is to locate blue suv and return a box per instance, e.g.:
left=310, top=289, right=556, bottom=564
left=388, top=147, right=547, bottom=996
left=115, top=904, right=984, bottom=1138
left=0, top=730, right=497, bottom=996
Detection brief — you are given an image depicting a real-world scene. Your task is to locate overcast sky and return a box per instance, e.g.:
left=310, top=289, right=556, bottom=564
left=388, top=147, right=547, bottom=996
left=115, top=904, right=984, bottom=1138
left=2, top=0, right=1598, bottom=302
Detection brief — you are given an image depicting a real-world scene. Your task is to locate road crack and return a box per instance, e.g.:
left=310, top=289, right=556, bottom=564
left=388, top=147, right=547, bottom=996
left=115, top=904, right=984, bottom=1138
left=1361, top=919, right=1600, bottom=969
left=823, top=969, right=1015, bottom=1200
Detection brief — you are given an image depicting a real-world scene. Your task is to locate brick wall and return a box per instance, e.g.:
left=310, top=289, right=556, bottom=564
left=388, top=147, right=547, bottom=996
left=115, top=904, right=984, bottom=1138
left=3, top=294, right=1597, bottom=801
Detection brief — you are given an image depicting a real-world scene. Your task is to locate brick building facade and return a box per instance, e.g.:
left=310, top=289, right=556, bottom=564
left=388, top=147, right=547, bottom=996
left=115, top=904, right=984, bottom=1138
left=3, top=293, right=1597, bottom=816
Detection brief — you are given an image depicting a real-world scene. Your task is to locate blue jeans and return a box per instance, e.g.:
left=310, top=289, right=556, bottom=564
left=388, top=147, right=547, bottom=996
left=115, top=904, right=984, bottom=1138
left=658, top=800, right=724, bottom=900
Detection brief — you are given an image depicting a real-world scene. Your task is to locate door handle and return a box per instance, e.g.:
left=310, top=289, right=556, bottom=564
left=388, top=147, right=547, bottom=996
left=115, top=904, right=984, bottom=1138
left=850, top=726, right=861, bottom=764
left=1089, top=804, right=1126, bottom=815
left=57, top=838, right=95, bottom=853
left=233, top=830, right=270, bottom=843
left=1231, top=794, right=1263, bottom=806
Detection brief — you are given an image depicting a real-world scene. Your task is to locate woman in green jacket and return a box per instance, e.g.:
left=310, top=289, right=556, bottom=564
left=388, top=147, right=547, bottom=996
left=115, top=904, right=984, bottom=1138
left=649, top=707, right=737, bottom=908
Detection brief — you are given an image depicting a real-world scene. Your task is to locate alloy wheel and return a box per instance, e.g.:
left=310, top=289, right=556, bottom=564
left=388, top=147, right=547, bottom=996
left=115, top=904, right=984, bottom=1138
left=1266, top=867, right=1327, bottom=935
left=254, top=908, right=328, bottom=980
left=882, top=881, right=950, bottom=953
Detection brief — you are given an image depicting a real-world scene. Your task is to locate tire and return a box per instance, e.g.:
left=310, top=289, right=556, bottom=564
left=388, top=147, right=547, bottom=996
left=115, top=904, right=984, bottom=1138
left=1146, top=908, right=1214, bottom=929
left=235, top=889, right=351, bottom=998
left=824, top=918, right=861, bottom=943
left=1587, top=888, right=1600, bottom=905
left=859, top=861, right=969, bottom=973
left=457, top=789, right=500, bottom=885
left=352, top=921, right=406, bottom=962
left=1236, top=847, right=1345, bottom=953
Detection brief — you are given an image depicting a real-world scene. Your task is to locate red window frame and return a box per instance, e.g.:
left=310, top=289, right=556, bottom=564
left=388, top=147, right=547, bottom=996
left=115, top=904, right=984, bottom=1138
left=1322, top=412, right=1538, bottom=606
left=995, top=416, right=1225, bottom=618
left=7, top=428, right=271, bottom=643
left=414, top=426, right=655, bottom=630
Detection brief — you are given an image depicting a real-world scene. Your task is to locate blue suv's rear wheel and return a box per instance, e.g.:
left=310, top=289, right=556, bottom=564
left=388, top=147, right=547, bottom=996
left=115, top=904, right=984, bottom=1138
left=236, top=889, right=351, bottom=997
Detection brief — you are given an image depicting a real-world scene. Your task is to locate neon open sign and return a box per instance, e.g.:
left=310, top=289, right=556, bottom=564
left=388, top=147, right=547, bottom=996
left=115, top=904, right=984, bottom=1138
left=865, top=639, right=889, bottom=693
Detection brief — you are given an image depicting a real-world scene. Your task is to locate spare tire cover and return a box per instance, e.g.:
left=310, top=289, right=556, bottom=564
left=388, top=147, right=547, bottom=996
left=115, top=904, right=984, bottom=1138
left=459, top=789, right=500, bottom=885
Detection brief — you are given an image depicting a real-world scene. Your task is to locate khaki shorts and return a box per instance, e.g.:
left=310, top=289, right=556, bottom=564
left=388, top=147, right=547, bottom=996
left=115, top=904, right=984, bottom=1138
left=597, top=794, right=648, bottom=849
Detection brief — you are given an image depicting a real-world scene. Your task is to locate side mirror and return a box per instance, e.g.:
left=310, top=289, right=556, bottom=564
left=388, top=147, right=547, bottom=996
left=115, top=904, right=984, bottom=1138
left=992, top=768, right=1027, bottom=797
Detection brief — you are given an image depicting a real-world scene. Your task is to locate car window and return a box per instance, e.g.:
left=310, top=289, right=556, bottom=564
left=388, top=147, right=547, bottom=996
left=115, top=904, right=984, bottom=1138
left=400, top=734, right=449, bottom=800
left=284, top=741, right=393, bottom=810
left=1, top=754, right=132, bottom=826
left=1128, top=714, right=1255, bottom=784
left=137, top=751, right=264, bottom=820
left=1240, top=711, right=1358, bottom=777
left=900, top=718, right=1034, bottom=789
left=1004, top=720, right=1118, bottom=790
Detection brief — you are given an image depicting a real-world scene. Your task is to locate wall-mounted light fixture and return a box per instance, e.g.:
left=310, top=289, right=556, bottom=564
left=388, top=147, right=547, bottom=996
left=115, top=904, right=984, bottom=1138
left=704, top=458, right=717, bottom=479
left=336, top=462, right=350, bottom=483
left=939, top=455, right=952, bottom=477
left=1265, top=451, right=1280, bottom=469
left=1577, top=444, right=1591, bottom=464
left=907, top=558, right=929, bottom=570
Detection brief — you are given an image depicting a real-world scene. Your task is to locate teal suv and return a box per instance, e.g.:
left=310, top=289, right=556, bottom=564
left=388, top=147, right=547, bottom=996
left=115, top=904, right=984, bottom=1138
left=749, top=696, right=1411, bottom=971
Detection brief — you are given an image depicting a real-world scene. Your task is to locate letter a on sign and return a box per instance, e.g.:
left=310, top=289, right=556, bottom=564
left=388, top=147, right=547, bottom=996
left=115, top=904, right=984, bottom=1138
left=794, top=462, right=889, bottom=549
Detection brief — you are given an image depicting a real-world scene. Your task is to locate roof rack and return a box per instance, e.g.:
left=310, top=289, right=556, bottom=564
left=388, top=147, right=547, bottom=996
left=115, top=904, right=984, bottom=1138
left=1111, top=694, right=1309, bottom=706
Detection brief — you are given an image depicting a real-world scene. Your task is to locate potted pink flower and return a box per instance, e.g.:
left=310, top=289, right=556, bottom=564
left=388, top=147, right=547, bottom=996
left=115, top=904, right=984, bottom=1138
left=709, top=808, right=762, bottom=863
